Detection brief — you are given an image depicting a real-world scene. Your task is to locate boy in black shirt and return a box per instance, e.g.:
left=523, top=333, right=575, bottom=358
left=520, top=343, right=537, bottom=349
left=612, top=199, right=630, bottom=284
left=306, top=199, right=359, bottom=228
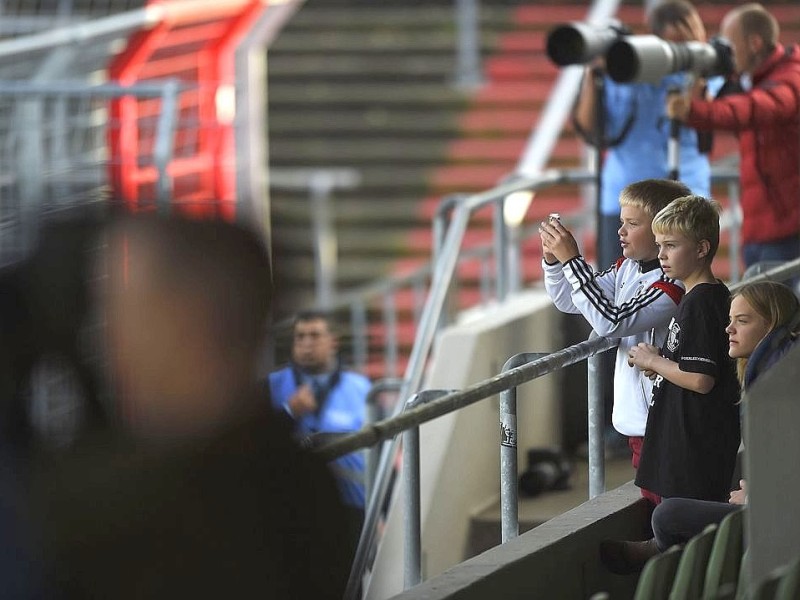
left=601, top=195, right=741, bottom=575
left=628, top=196, right=740, bottom=502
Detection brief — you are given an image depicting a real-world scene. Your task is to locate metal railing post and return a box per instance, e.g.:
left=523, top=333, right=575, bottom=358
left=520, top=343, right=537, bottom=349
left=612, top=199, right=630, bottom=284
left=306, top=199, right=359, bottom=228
left=727, top=180, right=742, bottom=283
left=383, top=291, right=399, bottom=379
left=344, top=432, right=401, bottom=600
left=433, top=194, right=463, bottom=327
left=587, top=331, right=611, bottom=499
left=494, top=195, right=509, bottom=302
left=433, top=194, right=463, bottom=263
left=507, top=221, right=523, bottom=295
left=320, top=258, right=800, bottom=466
left=309, top=171, right=337, bottom=308
left=412, top=275, right=426, bottom=325
left=322, top=260, right=800, bottom=599
left=499, top=352, right=547, bottom=542
left=403, top=390, right=451, bottom=589
left=365, top=379, right=403, bottom=507
left=154, top=78, right=180, bottom=214
left=268, top=167, right=360, bottom=309
left=454, top=0, right=482, bottom=89
left=403, top=400, right=422, bottom=589
left=350, top=298, right=368, bottom=373
left=480, top=250, right=491, bottom=304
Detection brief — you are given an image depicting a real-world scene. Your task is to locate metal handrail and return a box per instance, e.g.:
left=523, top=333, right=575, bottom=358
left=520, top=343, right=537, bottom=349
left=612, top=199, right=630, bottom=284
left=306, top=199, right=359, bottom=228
left=0, top=79, right=185, bottom=266
left=334, top=169, right=598, bottom=599
left=322, top=160, right=742, bottom=598
left=0, top=9, right=155, bottom=59
left=319, top=333, right=618, bottom=462
left=321, top=259, right=800, bottom=595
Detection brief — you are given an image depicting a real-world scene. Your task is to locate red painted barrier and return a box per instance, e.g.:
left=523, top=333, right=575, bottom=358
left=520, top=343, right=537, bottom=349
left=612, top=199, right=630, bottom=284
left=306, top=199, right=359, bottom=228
left=107, top=0, right=268, bottom=219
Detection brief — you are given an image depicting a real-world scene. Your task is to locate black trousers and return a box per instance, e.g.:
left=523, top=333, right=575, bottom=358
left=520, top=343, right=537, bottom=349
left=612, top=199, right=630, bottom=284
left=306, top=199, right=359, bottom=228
left=652, top=497, right=743, bottom=551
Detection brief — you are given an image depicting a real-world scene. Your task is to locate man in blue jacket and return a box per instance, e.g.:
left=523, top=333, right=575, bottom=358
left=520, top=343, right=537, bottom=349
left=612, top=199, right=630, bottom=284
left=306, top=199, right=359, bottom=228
left=269, top=311, right=370, bottom=535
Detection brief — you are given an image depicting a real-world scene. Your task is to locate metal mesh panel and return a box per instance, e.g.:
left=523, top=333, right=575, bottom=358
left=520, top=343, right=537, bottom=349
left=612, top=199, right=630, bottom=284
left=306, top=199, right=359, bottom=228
left=0, top=0, right=146, bottom=37
left=0, top=91, right=110, bottom=265
left=0, top=82, right=195, bottom=266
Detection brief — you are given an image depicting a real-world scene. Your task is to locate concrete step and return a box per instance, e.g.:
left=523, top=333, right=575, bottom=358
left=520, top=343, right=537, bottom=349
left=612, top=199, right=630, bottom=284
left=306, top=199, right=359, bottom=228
left=271, top=196, right=431, bottom=227
left=277, top=255, right=399, bottom=288
left=270, top=138, right=583, bottom=167
left=271, top=226, right=426, bottom=257
left=284, top=6, right=513, bottom=31
left=269, top=53, right=558, bottom=83
left=269, top=109, right=462, bottom=137
left=266, top=0, right=578, bottom=326
left=270, top=165, right=433, bottom=195
left=270, top=139, right=449, bottom=166
left=268, top=82, right=471, bottom=110
left=271, top=31, right=508, bottom=54
left=270, top=163, right=588, bottom=195
left=269, top=81, right=554, bottom=111
left=270, top=105, right=557, bottom=138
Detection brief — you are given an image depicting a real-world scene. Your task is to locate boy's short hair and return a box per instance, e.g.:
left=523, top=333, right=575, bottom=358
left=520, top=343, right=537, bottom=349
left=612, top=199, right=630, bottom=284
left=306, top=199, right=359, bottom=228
left=651, top=195, right=721, bottom=262
left=619, top=178, right=693, bottom=218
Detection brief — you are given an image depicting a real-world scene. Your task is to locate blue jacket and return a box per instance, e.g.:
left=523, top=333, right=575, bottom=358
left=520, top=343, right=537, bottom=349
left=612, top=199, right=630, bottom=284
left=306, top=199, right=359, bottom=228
left=269, top=365, right=370, bottom=509
left=599, top=73, right=711, bottom=216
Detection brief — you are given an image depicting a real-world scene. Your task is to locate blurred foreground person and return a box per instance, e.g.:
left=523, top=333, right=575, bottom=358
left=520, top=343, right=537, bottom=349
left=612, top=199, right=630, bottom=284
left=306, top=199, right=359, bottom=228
left=32, top=216, right=351, bottom=599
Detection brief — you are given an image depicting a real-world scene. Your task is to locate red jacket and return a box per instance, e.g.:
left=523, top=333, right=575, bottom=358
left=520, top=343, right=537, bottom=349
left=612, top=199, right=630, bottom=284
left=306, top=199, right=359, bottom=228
left=687, top=44, right=800, bottom=244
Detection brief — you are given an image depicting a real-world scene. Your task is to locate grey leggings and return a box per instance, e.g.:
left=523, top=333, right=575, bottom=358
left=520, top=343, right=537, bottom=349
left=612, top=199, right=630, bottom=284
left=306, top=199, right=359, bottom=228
left=652, top=497, right=743, bottom=551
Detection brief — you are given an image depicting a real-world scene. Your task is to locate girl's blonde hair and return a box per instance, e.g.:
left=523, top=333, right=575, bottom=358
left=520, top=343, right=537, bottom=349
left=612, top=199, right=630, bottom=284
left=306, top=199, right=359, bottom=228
left=732, top=281, right=800, bottom=387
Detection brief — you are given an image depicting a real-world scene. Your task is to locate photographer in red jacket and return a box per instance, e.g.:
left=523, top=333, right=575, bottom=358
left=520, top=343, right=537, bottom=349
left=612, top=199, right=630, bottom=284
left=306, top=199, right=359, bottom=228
left=667, top=3, right=800, bottom=269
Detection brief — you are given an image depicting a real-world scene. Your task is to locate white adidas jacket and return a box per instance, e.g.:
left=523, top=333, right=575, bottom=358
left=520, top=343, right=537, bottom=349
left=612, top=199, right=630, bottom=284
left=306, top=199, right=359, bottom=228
left=543, top=255, right=684, bottom=436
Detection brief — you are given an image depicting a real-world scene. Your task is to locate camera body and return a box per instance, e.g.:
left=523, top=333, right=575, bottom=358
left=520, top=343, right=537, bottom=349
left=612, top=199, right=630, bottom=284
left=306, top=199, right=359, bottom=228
left=518, top=447, right=572, bottom=498
left=605, top=35, right=734, bottom=84
left=546, top=19, right=630, bottom=67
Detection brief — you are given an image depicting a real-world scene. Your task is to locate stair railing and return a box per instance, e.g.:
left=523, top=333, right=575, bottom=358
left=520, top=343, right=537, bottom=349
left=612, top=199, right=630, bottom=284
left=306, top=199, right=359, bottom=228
left=314, top=160, right=740, bottom=598
left=320, top=258, right=800, bottom=596
left=337, top=167, right=595, bottom=599
left=0, top=80, right=183, bottom=265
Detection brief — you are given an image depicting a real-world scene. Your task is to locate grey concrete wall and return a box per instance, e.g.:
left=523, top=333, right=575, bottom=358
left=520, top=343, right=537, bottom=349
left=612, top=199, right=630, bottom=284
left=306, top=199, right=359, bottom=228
left=389, top=482, right=650, bottom=600
left=745, top=342, right=800, bottom=586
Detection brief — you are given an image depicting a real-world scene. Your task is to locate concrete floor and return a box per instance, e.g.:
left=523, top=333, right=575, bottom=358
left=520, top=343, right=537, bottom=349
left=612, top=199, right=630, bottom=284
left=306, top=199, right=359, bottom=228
left=466, top=457, right=636, bottom=558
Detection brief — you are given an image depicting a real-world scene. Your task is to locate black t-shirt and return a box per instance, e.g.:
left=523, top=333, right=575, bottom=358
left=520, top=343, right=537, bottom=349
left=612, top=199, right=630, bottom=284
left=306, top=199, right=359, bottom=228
left=636, top=282, right=741, bottom=501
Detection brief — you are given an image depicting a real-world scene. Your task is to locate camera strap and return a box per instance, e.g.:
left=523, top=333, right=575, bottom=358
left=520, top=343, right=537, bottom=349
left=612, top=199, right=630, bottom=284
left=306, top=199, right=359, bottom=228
left=572, top=70, right=638, bottom=149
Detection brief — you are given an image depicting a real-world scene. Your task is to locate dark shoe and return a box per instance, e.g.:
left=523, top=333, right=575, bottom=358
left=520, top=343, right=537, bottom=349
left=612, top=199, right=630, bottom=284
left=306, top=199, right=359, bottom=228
left=600, top=538, right=660, bottom=575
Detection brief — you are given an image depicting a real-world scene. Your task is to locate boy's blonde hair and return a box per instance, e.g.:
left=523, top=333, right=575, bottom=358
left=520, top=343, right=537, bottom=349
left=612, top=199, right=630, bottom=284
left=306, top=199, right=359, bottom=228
left=619, top=179, right=692, bottom=218
left=651, top=195, right=721, bottom=263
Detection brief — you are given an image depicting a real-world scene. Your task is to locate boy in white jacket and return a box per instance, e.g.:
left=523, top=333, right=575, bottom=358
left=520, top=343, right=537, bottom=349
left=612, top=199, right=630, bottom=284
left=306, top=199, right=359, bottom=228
left=539, top=178, right=687, bottom=503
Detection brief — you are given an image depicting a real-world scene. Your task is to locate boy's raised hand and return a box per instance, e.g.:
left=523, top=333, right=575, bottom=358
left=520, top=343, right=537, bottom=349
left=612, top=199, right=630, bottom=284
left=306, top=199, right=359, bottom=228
left=539, top=227, right=558, bottom=264
left=538, top=220, right=580, bottom=264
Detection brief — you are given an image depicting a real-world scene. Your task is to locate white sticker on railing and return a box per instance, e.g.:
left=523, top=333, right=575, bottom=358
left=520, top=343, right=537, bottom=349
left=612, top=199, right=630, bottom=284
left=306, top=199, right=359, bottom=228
left=500, top=413, right=516, bottom=448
